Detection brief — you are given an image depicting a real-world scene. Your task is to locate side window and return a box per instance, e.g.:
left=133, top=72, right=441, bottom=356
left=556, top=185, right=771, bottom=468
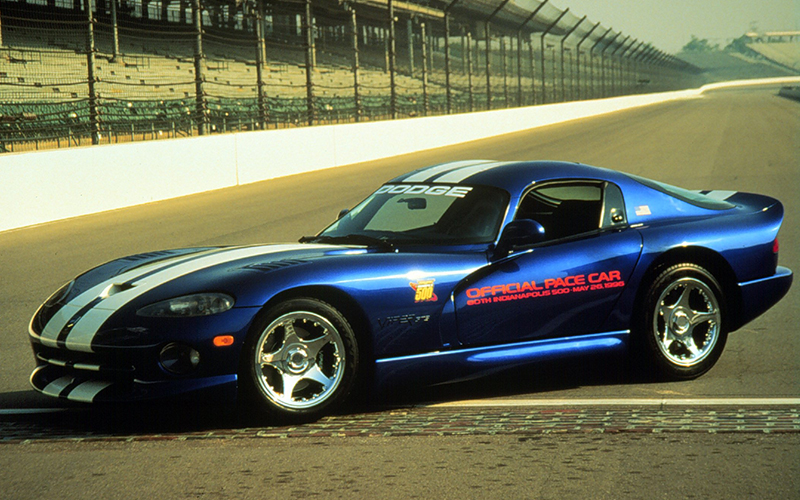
left=515, top=181, right=605, bottom=241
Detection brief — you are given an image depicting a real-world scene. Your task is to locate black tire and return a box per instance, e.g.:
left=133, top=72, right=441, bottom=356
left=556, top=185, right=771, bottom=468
left=239, top=298, right=359, bottom=423
left=639, top=263, right=728, bottom=380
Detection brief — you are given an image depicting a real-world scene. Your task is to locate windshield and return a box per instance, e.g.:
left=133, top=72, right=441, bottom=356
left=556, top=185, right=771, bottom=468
left=317, top=184, right=510, bottom=245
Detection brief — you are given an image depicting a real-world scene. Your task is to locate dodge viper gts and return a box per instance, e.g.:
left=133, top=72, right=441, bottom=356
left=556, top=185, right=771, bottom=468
left=29, top=160, right=792, bottom=421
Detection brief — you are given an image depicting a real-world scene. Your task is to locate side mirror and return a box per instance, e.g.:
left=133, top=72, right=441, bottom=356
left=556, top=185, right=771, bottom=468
left=494, top=219, right=546, bottom=258
left=337, top=208, right=350, bottom=219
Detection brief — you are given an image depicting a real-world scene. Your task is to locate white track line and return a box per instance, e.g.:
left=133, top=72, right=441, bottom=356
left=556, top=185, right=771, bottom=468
left=4, top=399, right=798, bottom=416
left=426, top=398, right=800, bottom=408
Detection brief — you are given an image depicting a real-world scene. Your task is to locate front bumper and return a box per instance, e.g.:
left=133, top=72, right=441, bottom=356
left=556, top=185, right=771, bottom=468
left=28, top=306, right=251, bottom=404
left=736, top=266, right=792, bottom=330
left=30, top=364, right=238, bottom=403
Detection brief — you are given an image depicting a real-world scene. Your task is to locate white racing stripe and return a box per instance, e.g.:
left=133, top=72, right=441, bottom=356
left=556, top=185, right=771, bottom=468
left=42, top=376, right=76, bottom=398
left=704, top=190, right=737, bottom=201
left=37, top=377, right=111, bottom=402
left=402, top=160, right=493, bottom=183
left=689, top=190, right=738, bottom=201
left=42, top=244, right=320, bottom=352
left=67, top=380, right=114, bottom=403
left=426, top=397, right=800, bottom=408
left=40, top=304, right=84, bottom=346
left=433, top=161, right=508, bottom=184
left=40, top=248, right=224, bottom=345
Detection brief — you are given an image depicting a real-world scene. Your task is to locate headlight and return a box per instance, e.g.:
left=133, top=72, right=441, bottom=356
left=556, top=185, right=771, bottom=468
left=136, top=293, right=234, bottom=318
left=44, top=280, right=75, bottom=307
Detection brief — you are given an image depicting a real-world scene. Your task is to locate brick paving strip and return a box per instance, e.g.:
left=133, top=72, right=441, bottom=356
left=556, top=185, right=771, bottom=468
left=1, top=405, right=798, bottom=444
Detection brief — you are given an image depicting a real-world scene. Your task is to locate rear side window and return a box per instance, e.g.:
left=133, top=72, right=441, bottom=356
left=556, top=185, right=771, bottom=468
left=601, top=182, right=627, bottom=228
left=515, top=181, right=626, bottom=241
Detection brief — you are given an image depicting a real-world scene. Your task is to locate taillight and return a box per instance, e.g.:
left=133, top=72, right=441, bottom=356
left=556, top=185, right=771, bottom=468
left=772, top=237, right=780, bottom=270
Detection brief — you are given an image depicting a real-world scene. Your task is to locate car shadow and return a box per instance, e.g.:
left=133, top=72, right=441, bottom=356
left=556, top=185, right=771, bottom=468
left=1, top=352, right=633, bottom=440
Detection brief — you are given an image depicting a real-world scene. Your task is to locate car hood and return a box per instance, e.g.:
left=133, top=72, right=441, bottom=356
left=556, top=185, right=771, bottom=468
left=61, top=243, right=359, bottom=308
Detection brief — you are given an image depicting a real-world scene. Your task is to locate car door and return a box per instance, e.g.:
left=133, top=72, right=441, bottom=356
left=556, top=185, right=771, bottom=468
left=454, top=180, right=642, bottom=346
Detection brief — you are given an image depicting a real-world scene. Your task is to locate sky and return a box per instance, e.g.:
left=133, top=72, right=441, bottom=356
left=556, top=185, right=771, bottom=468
left=550, top=0, right=800, bottom=54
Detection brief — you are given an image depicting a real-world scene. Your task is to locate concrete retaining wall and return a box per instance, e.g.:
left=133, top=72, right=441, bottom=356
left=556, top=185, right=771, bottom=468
left=2, top=76, right=798, bottom=233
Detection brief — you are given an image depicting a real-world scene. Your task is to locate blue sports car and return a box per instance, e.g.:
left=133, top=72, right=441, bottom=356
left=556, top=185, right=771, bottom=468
left=29, top=160, right=792, bottom=421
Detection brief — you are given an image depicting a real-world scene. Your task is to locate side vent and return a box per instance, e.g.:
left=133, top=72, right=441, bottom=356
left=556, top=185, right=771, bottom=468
left=243, top=259, right=309, bottom=273
left=120, top=250, right=181, bottom=263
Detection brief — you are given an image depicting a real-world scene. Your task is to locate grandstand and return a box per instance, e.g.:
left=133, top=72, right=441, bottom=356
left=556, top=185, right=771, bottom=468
left=0, top=0, right=699, bottom=153
left=678, top=51, right=798, bottom=84
left=744, top=32, right=800, bottom=72
left=678, top=31, right=799, bottom=84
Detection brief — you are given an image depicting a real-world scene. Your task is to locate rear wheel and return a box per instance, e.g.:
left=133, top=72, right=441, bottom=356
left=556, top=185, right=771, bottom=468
left=640, top=264, right=727, bottom=380
left=240, top=298, right=359, bottom=422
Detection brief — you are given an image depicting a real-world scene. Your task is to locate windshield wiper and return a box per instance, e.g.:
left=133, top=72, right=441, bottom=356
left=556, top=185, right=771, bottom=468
left=299, top=234, right=395, bottom=251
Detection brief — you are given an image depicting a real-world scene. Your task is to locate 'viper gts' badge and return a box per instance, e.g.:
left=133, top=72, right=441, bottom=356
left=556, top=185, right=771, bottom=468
left=410, top=279, right=437, bottom=302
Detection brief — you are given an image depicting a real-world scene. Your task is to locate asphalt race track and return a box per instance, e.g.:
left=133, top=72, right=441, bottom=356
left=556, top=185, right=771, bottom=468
left=1, top=85, right=798, bottom=498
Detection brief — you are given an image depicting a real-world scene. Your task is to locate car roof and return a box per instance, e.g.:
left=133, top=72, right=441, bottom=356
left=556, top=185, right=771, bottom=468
left=389, top=160, right=635, bottom=195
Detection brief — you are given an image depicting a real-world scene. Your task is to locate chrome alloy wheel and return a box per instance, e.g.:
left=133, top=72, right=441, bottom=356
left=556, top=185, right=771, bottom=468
left=254, top=311, right=346, bottom=410
left=653, top=277, right=721, bottom=367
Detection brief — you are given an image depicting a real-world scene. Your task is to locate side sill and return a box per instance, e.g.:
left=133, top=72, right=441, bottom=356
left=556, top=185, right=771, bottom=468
left=373, top=331, right=628, bottom=389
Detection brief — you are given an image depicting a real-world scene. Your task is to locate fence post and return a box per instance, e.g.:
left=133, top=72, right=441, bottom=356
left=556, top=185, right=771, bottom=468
left=388, top=0, right=397, bottom=119
left=407, top=19, right=414, bottom=77
left=304, top=0, right=316, bottom=126
left=600, top=32, right=621, bottom=98
left=483, top=0, right=512, bottom=111
left=444, top=2, right=460, bottom=115
left=500, top=37, right=508, bottom=107
left=444, top=13, right=451, bottom=114
left=514, top=0, right=548, bottom=105
left=529, top=38, right=535, bottom=104
left=626, top=41, right=643, bottom=95
left=589, top=28, right=611, bottom=99
left=483, top=23, right=491, bottom=110
left=575, top=22, right=599, bottom=101
left=560, top=16, right=585, bottom=103
left=255, top=0, right=268, bottom=129
left=421, top=22, right=429, bottom=116
left=540, top=8, right=567, bottom=104
left=110, top=0, right=119, bottom=61
left=516, top=33, right=523, bottom=106
left=84, top=0, right=100, bottom=145
left=384, top=32, right=389, bottom=73
left=466, top=30, right=473, bottom=112
left=349, top=6, right=361, bottom=122
left=610, top=35, right=630, bottom=96
left=192, top=0, right=207, bottom=135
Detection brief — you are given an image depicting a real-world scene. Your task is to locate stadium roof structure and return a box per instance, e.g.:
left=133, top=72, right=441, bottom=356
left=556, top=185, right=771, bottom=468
left=286, top=0, right=650, bottom=57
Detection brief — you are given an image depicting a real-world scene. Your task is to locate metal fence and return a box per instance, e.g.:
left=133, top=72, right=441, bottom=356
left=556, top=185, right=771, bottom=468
left=0, top=0, right=700, bottom=153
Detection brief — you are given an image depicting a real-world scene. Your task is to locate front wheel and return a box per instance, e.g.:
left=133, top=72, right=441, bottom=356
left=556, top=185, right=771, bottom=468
left=240, top=298, right=359, bottom=422
left=640, top=264, right=727, bottom=380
